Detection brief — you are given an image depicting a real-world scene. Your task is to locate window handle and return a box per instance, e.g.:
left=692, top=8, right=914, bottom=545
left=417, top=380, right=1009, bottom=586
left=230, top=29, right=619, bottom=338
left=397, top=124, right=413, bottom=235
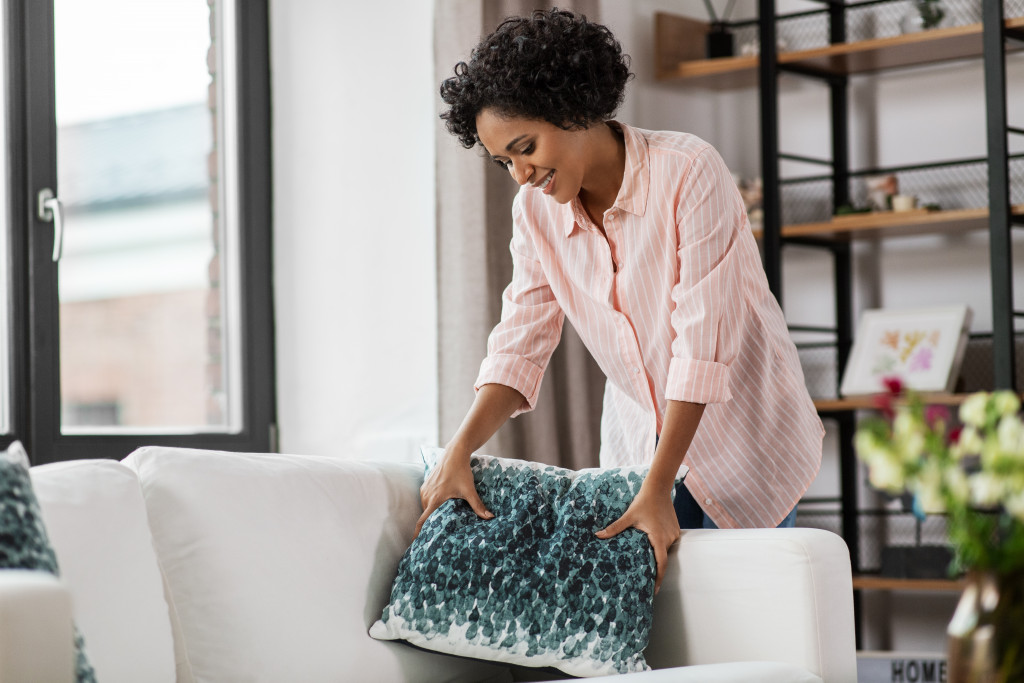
left=37, top=188, right=65, bottom=262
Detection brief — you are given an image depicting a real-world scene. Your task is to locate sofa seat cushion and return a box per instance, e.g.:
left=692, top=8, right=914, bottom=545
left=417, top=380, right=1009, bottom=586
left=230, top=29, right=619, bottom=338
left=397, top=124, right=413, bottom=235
left=123, top=446, right=511, bottom=683
left=30, top=456, right=173, bottom=683
left=371, top=449, right=685, bottom=678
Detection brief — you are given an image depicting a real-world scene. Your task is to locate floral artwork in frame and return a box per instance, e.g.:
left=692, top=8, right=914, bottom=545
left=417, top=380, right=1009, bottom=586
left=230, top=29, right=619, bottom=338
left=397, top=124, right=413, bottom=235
left=840, top=305, right=972, bottom=397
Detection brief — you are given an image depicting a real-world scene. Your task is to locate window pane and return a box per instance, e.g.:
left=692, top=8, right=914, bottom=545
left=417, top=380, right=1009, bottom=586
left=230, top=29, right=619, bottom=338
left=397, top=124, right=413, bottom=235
left=54, top=0, right=238, bottom=432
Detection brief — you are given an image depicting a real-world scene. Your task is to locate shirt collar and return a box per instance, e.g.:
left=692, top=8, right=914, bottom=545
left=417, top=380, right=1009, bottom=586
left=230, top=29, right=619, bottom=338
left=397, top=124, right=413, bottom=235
left=563, top=121, right=651, bottom=237
left=610, top=122, right=650, bottom=218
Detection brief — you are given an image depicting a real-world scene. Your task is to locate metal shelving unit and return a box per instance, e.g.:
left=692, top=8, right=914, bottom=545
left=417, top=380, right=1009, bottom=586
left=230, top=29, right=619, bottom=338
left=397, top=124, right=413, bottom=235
left=655, top=0, right=1023, bottom=645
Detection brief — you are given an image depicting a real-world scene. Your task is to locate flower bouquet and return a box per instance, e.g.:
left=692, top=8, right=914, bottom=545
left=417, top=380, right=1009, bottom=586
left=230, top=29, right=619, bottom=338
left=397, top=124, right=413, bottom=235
left=855, top=378, right=1024, bottom=683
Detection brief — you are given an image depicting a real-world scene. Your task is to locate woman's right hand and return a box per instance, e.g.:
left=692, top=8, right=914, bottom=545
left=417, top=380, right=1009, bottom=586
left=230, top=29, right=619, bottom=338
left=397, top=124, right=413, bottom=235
left=414, top=448, right=494, bottom=538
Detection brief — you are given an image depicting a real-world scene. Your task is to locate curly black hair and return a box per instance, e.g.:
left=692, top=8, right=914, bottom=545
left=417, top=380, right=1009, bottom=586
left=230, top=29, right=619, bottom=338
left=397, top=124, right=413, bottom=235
left=439, top=8, right=633, bottom=149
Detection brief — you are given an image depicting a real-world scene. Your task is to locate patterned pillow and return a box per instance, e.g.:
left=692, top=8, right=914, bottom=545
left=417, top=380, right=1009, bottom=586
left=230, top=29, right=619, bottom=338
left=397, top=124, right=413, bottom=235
left=0, top=441, right=97, bottom=683
left=369, top=447, right=686, bottom=678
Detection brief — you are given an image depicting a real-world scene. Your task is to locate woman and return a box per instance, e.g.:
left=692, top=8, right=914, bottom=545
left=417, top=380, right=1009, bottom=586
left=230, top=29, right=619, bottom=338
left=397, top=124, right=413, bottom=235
left=419, top=8, right=824, bottom=593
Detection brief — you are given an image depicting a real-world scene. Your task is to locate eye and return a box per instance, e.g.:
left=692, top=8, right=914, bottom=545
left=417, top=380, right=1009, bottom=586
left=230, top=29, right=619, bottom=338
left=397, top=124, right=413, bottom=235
left=493, top=158, right=513, bottom=171
left=522, top=143, right=535, bottom=155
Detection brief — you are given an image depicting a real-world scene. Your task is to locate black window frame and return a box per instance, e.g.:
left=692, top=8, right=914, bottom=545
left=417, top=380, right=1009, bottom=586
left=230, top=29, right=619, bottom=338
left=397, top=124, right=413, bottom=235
left=2, top=0, right=275, bottom=464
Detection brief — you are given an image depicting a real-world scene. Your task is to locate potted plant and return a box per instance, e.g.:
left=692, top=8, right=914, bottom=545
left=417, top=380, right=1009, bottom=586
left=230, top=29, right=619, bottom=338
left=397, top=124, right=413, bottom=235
left=855, top=379, right=1024, bottom=682
left=902, top=0, right=946, bottom=33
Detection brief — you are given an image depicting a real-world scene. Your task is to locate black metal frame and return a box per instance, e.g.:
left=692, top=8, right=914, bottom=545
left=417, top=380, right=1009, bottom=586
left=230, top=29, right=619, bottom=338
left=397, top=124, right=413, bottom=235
left=984, top=0, right=1017, bottom=391
left=757, top=1, right=860, bottom=563
left=758, top=0, right=782, bottom=300
left=3, top=0, right=276, bottom=463
left=0, top=0, right=29, bottom=453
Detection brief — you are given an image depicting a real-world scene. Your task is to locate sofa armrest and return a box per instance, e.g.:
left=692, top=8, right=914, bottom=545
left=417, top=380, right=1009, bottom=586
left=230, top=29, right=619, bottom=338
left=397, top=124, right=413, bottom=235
left=646, top=528, right=857, bottom=683
left=0, top=570, right=75, bottom=683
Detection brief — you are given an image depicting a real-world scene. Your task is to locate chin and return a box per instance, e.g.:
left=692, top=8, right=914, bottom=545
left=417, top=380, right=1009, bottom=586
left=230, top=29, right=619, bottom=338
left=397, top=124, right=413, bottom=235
left=548, top=189, right=575, bottom=205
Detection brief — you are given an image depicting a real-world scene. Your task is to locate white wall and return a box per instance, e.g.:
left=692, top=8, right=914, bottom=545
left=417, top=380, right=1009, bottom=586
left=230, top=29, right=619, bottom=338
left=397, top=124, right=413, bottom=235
left=270, top=0, right=438, bottom=460
left=599, top=0, right=1024, bottom=654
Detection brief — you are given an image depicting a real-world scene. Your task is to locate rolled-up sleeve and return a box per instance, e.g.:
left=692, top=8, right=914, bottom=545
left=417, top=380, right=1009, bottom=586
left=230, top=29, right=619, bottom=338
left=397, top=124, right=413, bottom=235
left=474, top=196, right=564, bottom=416
left=666, top=146, right=746, bottom=405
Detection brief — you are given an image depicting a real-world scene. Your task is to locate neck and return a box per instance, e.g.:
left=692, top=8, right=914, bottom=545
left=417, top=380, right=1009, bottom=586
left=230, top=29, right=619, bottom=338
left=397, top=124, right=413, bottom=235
left=578, top=122, right=626, bottom=217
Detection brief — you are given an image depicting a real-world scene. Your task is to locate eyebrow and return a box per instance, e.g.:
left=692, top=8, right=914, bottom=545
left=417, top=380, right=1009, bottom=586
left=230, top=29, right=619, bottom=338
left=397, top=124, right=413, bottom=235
left=504, top=135, right=529, bottom=152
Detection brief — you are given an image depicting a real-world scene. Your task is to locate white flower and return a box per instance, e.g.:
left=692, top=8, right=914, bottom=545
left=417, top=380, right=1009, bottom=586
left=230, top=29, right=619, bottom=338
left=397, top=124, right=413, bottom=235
left=1005, top=490, right=1024, bottom=523
left=914, top=462, right=946, bottom=514
left=867, top=457, right=905, bottom=493
left=896, top=432, right=927, bottom=464
left=943, top=467, right=970, bottom=507
left=969, top=472, right=1005, bottom=507
left=959, top=392, right=990, bottom=428
left=893, top=409, right=920, bottom=439
left=997, top=415, right=1024, bottom=452
left=915, top=483, right=946, bottom=514
left=993, top=391, right=1021, bottom=418
left=951, top=426, right=983, bottom=459
left=855, top=430, right=887, bottom=461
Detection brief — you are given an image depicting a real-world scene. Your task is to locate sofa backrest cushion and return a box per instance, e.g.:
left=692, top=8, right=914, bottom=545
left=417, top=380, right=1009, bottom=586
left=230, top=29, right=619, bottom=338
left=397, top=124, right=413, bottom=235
left=123, top=446, right=511, bottom=683
left=31, top=458, right=176, bottom=683
left=645, top=528, right=857, bottom=683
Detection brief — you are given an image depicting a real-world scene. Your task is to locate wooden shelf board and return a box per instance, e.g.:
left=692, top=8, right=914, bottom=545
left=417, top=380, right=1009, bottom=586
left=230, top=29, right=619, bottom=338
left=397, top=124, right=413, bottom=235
left=785, top=206, right=1006, bottom=240
left=786, top=21, right=994, bottom=76
left=814, top=393, right=971, bottom=412
left=657, top=16, right=1024, bottom=85
left=750, top=205, right=1024, bottom=242
left=853, top=575, right=966, bottom=592
left=658, top=55, right=759, bottom=89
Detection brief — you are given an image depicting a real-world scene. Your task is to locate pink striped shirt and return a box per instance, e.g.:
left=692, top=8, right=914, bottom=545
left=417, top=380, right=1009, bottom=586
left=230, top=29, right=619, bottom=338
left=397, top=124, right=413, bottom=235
left=475, top=123, right=824, bottom=528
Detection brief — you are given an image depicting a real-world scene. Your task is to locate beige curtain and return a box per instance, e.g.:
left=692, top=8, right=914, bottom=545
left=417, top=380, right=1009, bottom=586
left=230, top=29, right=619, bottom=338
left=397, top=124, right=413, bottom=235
left=435, top=0, right=605, bottom=469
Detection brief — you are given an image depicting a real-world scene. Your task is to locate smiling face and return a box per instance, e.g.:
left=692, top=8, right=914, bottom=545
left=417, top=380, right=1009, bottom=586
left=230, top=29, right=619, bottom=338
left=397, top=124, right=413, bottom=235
left=475, top=108, right=592, bottom=205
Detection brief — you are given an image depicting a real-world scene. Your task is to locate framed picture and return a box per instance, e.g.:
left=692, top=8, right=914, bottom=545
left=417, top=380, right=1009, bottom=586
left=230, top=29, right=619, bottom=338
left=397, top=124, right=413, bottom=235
left=840, top=305, right=972, bottom=397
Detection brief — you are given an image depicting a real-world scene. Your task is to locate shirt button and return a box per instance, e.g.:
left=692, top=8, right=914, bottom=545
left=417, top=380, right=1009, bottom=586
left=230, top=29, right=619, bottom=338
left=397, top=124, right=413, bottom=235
left=705, top=498, right=712, bottom=505
left=633, top=367, right=641, bottom=375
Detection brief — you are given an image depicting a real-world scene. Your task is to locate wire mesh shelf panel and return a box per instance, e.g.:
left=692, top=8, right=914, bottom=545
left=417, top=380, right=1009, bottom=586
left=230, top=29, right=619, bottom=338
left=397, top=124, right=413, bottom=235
left=797, top=344, right=840, bottom=399
left=730, top=1, right=1024, bottom=56
left=780, top=156, right=1024, bottom=226
left=796, top=508, right=953, bottom=574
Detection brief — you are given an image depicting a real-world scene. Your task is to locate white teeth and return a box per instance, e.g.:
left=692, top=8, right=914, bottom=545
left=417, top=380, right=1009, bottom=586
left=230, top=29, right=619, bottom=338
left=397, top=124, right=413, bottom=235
left=539, top=171, right=553, bottom=189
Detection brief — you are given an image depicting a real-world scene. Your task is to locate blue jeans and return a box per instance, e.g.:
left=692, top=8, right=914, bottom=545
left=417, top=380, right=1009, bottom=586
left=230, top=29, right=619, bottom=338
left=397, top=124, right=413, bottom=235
left=672, top=479, right=797, bottom=530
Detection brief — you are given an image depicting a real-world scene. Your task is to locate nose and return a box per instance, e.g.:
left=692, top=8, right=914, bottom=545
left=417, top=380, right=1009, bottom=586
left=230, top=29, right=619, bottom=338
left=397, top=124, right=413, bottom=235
left=508, top=159, right=532, bottom=186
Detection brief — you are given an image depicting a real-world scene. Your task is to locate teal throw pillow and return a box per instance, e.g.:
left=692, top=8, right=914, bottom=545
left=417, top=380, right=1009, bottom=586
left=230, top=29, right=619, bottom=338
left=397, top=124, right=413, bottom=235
left=370, top=447, right=686, bottom=677
left=0, top=441, right=97, bottom=683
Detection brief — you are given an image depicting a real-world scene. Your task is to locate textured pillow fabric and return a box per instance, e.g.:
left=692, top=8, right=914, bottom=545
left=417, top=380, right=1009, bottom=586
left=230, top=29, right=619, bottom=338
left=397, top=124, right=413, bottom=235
left=370, top=447, right=687, bottom=678
left=0, top=441, right=97, bottom=683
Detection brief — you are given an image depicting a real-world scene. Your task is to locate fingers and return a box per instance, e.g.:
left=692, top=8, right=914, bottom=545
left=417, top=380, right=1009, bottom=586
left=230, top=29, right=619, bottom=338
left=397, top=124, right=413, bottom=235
left=594, top=514, right=631, bottom=539
left=413, top=500, right=438, bottom=539
left=413, top=491, right=494, bottom=540
left=653, top=543, right=667, bottom=595
left=465, top=491, right=495, bottom=521
left=413, top=511, right=428, bottom=539
left=595, top=510, right=676, bottom=596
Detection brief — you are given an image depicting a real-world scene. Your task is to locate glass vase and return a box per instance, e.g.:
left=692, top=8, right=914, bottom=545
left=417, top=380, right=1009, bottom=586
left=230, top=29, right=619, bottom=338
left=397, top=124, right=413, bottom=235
left=901, top=0, right=946, bottom=34
left=947, top=569, right=1024, bottom=683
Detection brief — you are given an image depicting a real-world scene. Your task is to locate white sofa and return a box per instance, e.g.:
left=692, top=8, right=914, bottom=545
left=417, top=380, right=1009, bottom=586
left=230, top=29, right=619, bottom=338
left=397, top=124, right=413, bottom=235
left=0, top=446, right=857, bottom=682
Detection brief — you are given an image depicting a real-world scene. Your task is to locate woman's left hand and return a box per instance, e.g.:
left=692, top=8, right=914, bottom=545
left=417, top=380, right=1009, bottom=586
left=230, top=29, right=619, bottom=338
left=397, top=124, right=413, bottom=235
left=595, top=485, right=680, bottom=595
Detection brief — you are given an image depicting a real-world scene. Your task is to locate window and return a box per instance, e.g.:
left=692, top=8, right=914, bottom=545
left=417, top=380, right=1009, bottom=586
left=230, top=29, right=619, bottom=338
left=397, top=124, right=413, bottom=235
left=3, top=0, right=274, bottom=463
